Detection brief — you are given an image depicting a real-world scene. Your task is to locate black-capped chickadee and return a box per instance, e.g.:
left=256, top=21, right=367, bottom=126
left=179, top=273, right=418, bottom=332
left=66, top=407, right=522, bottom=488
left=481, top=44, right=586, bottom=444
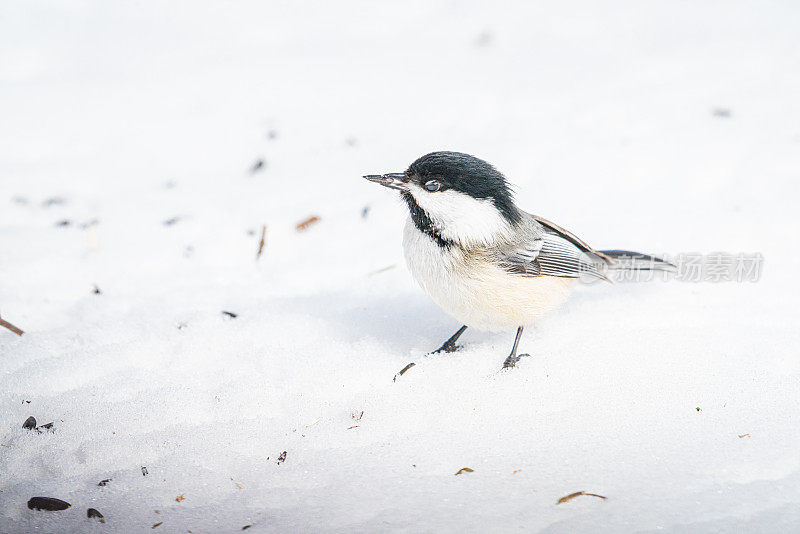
left=365, top=151, right=674, bottom=374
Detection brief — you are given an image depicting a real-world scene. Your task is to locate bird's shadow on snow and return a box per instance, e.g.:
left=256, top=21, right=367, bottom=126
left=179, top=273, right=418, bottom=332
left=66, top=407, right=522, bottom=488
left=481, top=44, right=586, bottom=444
left=262, top=284, right=652, bottom=355
left=258, top=280, right=664, bottom=356
left=265, top=291, right=473, bottom=352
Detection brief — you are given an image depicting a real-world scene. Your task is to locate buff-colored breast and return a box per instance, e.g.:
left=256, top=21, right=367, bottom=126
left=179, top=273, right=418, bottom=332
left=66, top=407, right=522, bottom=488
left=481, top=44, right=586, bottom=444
left=403, top=217, right=576, bottom=332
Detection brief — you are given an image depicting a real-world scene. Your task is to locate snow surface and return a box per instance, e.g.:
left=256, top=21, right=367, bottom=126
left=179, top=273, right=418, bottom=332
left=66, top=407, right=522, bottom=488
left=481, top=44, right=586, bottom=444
left=2, top=1, right=800, bottom=532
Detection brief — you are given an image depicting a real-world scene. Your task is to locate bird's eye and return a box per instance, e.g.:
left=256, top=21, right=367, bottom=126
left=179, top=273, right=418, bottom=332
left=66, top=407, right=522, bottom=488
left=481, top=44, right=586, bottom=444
left=424, top=180, right=442, bottom=192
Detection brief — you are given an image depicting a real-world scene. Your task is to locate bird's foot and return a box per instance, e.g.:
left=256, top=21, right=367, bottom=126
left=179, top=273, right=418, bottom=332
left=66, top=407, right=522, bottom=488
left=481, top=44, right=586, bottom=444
left=502, top=353, right=530, bottom=369
left=392, top=362, right=416, bottom=382
left=431, top=341, right=462, bottom=355
left=394, top=342, right=461, bottom=381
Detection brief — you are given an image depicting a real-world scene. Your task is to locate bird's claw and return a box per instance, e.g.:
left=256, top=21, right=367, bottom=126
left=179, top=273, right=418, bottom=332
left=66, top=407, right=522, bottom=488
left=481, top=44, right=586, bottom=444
left=432, top=342, right=462, bottom=355
left=394, top=341, right=460, bottom=381
left=502, top=353, right=530, bottom=369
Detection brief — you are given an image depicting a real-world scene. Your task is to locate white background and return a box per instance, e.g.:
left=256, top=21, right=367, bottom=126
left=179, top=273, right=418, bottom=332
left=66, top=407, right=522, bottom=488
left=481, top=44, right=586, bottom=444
left=2, top=1, right=799, bottom=532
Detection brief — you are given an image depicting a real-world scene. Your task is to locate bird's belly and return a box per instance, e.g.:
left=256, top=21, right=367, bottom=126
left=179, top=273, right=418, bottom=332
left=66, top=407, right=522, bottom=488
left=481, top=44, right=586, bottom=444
left=403, top=220, right=576, bottom=332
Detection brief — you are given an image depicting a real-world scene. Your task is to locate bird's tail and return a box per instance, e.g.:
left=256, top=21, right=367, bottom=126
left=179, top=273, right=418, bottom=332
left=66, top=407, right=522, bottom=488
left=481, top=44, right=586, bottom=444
left=598, top=249, right=676, bottom=273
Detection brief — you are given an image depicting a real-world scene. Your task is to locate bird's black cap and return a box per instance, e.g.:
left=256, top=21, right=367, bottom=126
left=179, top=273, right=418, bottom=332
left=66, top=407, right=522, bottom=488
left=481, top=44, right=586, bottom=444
left=406, top=151, right=521, bottom=224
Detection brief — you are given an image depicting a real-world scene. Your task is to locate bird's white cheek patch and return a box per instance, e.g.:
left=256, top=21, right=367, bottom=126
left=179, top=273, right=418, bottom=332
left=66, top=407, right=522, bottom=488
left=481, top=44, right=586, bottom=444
left=408, top=185, right=511, bottom=246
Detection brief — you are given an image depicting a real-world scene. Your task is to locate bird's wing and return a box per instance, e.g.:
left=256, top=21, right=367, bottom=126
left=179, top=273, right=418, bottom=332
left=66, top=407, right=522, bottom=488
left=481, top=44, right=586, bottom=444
left=497, top=212, right=610, bottom=281
left=529, top=213, right=614, bottom=263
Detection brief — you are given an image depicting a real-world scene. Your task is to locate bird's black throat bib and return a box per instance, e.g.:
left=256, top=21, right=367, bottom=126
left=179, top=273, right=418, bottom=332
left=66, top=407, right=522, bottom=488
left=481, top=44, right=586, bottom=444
left=401, top=192, right=454, bottom=249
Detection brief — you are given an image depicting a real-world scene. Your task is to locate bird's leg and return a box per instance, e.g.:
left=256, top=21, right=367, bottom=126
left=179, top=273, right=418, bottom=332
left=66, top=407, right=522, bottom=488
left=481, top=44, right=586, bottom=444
left=432, top=325, right=468, bottom=354
left=502, top=326, right=530, bottom=369
left=393, top=325, right=468, bottom=382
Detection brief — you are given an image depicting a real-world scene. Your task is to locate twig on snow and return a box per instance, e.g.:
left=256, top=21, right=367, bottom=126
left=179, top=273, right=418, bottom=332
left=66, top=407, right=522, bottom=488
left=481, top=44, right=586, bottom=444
left=556, top=491, right=607, bottom=504
left=0, top=315, right=24, bottom=336
left=256, top=225, right=267, bottom=259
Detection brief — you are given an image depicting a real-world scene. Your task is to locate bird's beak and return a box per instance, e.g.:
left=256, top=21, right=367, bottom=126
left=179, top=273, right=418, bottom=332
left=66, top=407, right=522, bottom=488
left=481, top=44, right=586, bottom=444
left=363, top=172, right=409, bottom=191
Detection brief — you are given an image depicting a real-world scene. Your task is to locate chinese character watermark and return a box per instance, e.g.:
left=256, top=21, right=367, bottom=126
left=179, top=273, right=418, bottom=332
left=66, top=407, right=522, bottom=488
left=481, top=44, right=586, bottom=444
left=581, top=252, right=764, bottom=283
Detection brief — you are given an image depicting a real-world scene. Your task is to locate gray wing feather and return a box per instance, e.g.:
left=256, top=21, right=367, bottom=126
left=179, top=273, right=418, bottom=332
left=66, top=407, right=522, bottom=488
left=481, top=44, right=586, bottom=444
left=497, top=213, right=609, bottom=281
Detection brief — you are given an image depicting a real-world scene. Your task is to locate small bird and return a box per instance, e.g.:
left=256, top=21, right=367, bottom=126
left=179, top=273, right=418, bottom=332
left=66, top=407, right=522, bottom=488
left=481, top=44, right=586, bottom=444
left=364, top=151, right=674, bottom=372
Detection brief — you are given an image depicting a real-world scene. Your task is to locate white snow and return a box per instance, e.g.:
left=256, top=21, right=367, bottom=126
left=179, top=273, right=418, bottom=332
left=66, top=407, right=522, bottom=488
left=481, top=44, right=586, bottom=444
left=2, top=1, right=800, bottom=532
